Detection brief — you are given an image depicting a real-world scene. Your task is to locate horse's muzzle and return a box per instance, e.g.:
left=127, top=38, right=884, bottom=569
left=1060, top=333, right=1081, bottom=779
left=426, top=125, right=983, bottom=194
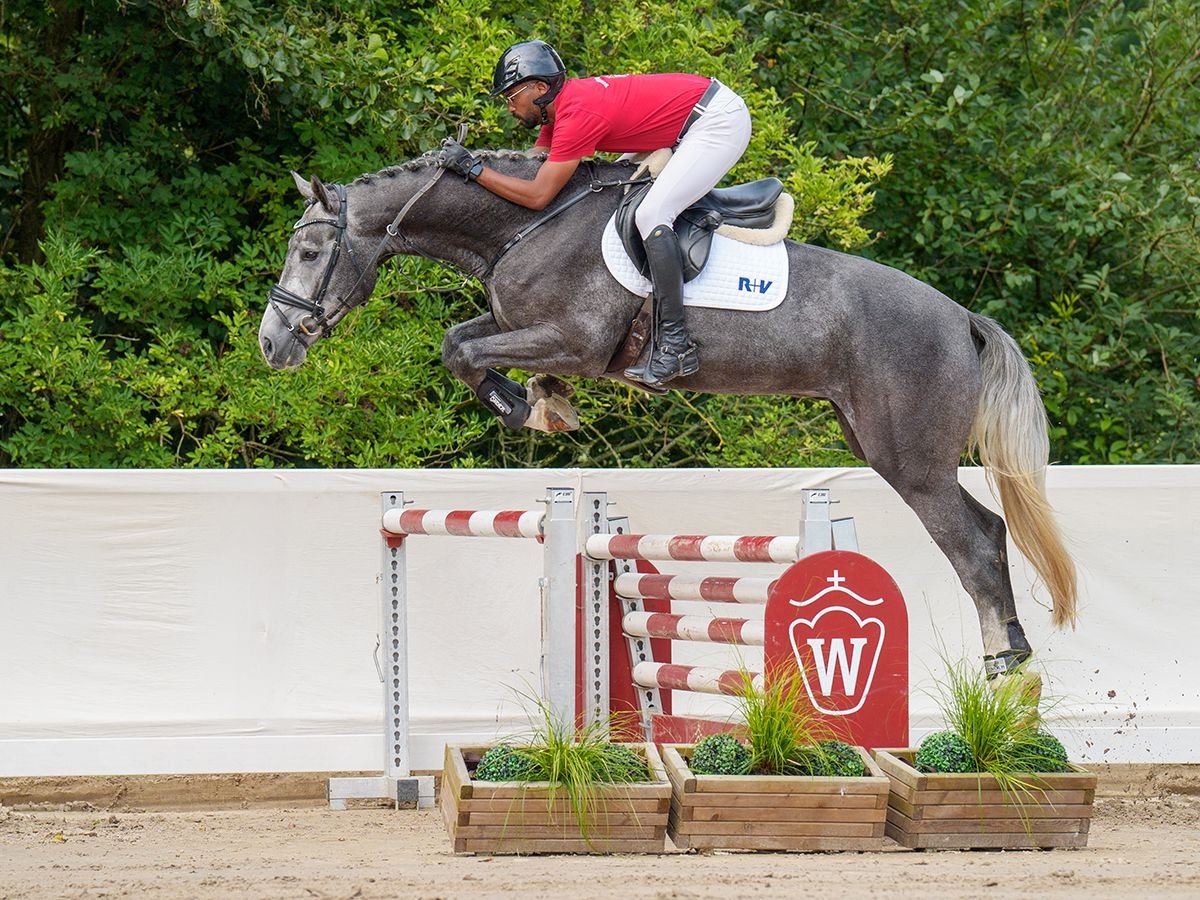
left=258, top=313, right=309, bottom=370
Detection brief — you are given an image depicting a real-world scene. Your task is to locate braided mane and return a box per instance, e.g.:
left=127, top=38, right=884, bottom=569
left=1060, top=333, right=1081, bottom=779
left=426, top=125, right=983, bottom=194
left=351, top=149, right=549, bottom=186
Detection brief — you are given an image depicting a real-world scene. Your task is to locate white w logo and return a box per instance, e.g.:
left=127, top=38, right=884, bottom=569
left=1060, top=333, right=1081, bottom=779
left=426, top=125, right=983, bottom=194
left=806, top=637, right=869, bottom=695
left=788, top=607, right=885, bottom=716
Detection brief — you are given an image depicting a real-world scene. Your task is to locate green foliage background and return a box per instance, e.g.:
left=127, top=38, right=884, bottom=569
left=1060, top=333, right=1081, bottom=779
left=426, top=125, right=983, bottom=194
left=1, top=0, right=1196, bottom=468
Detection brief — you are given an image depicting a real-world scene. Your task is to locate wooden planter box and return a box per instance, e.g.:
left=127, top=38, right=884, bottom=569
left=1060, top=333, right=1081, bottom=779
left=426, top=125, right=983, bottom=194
left=441, top=743, right=671, bottom=854
left=873, top=748, right=1097, bottom=850
left=663, top=744, right=890, bottom=851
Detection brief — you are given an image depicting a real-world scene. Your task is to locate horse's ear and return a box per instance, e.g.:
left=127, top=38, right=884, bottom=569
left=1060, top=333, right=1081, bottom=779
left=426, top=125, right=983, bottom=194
left=291, top=172, right=334, bottom=211
left=309, top=176, right=334, bottom=212
left=292, top=171, right=313, bottom=200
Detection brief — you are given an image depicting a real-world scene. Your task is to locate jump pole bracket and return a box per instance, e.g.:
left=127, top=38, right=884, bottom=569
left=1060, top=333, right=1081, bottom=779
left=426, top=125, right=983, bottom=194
left=329, top=491, right=434, bottom=811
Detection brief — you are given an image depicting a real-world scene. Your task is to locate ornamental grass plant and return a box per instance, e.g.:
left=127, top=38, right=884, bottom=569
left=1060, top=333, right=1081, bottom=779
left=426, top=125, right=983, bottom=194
left=689, top=663, right=866, bottom=778
left=924, top=658, right=1076, bottom=802
left=739, top=664, right=829, bottom=775
left=470, top=691, right=652, bottom=842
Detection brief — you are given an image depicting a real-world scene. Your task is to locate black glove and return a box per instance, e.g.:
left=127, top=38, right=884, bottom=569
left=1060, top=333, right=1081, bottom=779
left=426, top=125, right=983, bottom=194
left=439, top=138, right=484, bottom=182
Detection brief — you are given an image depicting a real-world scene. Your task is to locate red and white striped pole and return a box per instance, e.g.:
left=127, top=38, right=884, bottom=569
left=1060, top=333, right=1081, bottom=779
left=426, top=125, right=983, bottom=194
left=614, top=573, right=778, bottom=605
left=586, top=533, right=800, bottom=564
left=623, top=611, right=764, bottom=646
left=632, top=662, right=763, bottom=697
left=382, top=508, right=544, bottom=539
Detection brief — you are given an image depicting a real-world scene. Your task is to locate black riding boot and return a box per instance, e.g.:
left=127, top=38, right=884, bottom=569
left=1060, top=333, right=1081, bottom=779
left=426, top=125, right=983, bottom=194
left=624, top=225, right=699, bottom=388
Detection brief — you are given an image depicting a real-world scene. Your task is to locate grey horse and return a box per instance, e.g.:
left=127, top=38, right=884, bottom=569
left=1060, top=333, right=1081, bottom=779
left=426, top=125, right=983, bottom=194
left=259, top=151, right=1077, bottom=678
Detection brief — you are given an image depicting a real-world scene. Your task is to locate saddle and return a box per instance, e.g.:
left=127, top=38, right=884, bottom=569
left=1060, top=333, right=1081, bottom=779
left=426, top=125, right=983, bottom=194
left=605, top=152, right=794, bottom=382
left=614, top=160, right=792, bottom=282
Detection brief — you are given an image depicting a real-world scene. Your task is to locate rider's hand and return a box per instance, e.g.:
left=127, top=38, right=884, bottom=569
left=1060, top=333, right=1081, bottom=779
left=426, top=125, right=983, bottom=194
left=439, top=138, right=484, bottom=182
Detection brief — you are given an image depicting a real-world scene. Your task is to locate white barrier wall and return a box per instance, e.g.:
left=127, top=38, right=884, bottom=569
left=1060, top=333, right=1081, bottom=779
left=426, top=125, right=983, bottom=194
left=0, top=466, right=1196, bottom=776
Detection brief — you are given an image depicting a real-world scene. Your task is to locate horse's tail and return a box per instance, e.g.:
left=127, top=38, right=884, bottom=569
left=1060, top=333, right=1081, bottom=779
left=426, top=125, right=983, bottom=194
left=967, top=312, right=1078, bottom=629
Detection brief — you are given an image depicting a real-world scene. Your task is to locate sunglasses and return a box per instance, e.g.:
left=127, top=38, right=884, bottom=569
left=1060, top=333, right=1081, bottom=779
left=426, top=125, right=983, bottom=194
left=500, top=83, right=535, bottom=106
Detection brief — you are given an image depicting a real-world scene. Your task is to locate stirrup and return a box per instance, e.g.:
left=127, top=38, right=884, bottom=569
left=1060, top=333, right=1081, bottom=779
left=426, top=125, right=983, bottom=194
left=625, top=342, right=699, bottom=388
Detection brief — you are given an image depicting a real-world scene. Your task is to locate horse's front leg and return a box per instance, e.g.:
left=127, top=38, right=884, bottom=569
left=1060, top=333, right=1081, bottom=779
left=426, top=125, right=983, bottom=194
left=443, top=313, right=502, bottom=358
left=442, top=321, right=582, bottom=434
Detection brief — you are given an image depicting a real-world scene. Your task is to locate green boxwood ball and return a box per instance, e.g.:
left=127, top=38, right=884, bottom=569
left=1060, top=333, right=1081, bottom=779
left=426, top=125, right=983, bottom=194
left=782, top=747, right=823, bottom=776
left=474, top=745, right=540, bottom=781
left=689, top=733, right=751, bottom=775
left=599, top=743, right=649, bottom=781
left=1014, top=730, right=1072, bottom=773
left=819, top=739, right=867, bottom=777
left=915, top=730, right=976, bottom=773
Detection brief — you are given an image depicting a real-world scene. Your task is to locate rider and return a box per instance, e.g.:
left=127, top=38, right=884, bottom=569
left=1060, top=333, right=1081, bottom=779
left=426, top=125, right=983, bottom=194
left=438, top=39, right=752, bottom=389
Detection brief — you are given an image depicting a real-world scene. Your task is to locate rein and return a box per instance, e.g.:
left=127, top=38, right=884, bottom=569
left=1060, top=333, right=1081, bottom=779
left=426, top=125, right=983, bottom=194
left=269, top=153, right=650, bottom=337
left=480, top=167, right=652, bottom=279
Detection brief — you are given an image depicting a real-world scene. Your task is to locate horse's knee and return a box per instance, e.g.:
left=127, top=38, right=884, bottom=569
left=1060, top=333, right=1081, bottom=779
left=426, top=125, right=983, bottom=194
left=441, top=332, right=463, bottom=370
left=443, top=333, right=491, bottom=381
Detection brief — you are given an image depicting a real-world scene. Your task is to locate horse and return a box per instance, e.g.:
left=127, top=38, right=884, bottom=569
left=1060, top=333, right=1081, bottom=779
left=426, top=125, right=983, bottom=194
left=258, top=150, right=1077, bottom=682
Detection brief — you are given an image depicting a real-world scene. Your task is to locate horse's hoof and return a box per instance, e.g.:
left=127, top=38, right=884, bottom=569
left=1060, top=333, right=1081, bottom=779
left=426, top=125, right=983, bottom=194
left=526, top=374, right=575, bottom=403
left=525, top=396, right=580, bottom=433
left=990, top=669, right=1043, bottom=725
left=1012, top=669, right=1043, bottom=708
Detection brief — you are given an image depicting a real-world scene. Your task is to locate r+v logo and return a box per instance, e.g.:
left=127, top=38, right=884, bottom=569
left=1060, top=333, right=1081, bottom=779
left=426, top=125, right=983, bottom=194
left=737, top=276, right=773, bottom=293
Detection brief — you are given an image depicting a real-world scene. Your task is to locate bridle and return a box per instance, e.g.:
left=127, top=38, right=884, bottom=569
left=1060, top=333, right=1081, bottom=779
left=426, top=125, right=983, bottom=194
left=268, top=162, right=457, bottom=339
left=267, top=144, right=650, bottom=335
left=267, top=183, right=366, bottom=338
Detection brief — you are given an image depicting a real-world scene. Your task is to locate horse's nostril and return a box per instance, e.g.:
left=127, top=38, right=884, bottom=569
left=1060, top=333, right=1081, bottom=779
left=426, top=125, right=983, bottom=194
left=262, top=335, right=273, bottom=355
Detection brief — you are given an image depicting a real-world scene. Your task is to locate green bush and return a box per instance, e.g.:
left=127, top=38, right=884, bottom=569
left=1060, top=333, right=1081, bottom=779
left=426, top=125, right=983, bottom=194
left=598, top=742, right=651, bottom=782
left=473, top=744, right=541, bottom=782
left=689, top=733, right=751, bottom=775
left=781, top=746, right=823, bottom=777
left=915, top=730, right=976, bottom=774
left=1010, top=731, right=1072, bottom=774
left=817, top=739, right=867, bottom=778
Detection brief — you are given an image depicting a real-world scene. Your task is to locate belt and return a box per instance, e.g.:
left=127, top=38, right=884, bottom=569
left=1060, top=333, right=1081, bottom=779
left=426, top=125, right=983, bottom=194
left=676, top=79, right=722, bottom=143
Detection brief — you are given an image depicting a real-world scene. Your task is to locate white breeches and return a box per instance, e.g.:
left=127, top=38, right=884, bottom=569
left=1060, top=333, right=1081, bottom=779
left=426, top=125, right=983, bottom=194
left=634, top=81, right=752, bottom=240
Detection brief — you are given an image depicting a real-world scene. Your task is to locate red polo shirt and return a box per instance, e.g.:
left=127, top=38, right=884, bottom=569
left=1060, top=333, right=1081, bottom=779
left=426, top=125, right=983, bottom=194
left=534, top=74, right=710, bottom=162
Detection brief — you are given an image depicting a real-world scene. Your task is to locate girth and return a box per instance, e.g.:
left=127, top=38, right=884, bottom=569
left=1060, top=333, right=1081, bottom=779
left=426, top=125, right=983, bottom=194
left=614, top=176, right=784, bottom=281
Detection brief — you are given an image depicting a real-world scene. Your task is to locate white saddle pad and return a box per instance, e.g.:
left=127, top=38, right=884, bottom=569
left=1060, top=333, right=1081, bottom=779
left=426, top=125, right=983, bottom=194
left=601, top=212, right=788, bottom=312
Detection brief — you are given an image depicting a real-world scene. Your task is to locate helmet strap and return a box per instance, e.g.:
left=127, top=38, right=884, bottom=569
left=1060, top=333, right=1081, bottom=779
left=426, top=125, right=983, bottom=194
left=533, top=83, right=555, bottom=124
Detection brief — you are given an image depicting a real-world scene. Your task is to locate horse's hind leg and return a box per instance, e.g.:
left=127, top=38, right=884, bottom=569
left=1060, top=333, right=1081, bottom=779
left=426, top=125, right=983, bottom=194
left=896, top=473, right=1029, bottom=664
left=958, top=487, right=1033, bottom=665
left=837, top=396, right=1028, bottom=666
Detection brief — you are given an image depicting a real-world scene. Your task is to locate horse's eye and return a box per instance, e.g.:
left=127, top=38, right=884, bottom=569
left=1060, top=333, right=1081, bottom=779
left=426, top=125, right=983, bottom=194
left=301, top=249, right=320, bottom=261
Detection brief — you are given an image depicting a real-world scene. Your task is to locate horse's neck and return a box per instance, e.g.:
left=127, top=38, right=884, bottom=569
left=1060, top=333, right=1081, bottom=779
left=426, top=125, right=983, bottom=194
left=363, top=160, right=622, bottom=279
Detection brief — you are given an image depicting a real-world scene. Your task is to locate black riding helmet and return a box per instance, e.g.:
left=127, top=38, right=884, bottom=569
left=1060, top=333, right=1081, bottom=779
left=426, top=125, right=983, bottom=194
left=491, top=40, right=566, bottom=109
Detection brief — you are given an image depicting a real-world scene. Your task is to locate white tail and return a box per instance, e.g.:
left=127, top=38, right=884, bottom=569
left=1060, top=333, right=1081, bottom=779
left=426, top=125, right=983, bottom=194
left=968, top=313, right=1077, bottom=628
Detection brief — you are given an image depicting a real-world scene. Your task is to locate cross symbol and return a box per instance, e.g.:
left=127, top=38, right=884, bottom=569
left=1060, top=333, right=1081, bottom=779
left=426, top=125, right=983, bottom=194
left=826, top=570, right=845, bottom=589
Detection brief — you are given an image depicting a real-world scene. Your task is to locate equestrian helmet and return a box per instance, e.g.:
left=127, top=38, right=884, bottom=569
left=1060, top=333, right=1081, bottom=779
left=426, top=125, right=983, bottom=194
left=491, top=40, right=566, bottom=107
